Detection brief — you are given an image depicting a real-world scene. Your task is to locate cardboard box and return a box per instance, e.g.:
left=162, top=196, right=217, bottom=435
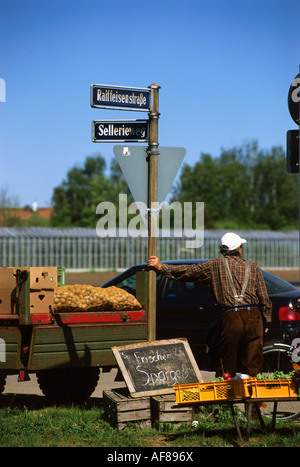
left=0, top=268, right=56, bottom=315
left=23, top=267, right=58, bottom=289
left=0, top=268, right=17, bottom=290
left=0, top=288, right=18, bottom=314
left=29, top=290, right=54, bottom=314
left=0, top=288, right=54, bottom=315
left=0, top=267, right=59, bottom=290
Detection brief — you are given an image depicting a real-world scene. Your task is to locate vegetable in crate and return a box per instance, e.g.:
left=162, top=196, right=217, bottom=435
left=222, top=373, right=232, bottom=381
left=256, top=371, right=295, bottom=380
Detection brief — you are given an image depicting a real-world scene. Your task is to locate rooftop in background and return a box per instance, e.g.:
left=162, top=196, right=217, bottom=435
left=0, top=207, right=53, bottom=228
left=0, top=208, right=53, bottom=223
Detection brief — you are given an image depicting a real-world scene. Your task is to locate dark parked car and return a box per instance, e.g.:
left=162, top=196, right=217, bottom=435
left=102, top=260, right=300, bottom=369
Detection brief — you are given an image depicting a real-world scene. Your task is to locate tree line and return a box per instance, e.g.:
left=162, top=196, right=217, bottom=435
left=1, top=141, right=298, bottom=230
left=171, top=141, right=299, bottom=230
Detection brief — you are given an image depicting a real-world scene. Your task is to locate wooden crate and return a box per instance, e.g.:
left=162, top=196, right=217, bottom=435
left=151, top=394, right=194, bottom=426
left=103, top=388, right=151, bottom=430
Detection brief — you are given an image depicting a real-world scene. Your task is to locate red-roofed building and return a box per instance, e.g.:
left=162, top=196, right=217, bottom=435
left=0, top=207, right=53, bottom=226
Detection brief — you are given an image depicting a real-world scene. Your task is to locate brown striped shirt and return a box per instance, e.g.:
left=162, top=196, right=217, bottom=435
left=160, top=256, right=272, bottom=322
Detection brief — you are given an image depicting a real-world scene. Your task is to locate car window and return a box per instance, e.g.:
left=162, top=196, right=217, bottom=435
left=113, top=272, right=161, bottom=296
left=262, top=270, right=297, bottom=295
left=116, top=274, right=137, bottom=292
left=165, top=279, right=214, bottom=299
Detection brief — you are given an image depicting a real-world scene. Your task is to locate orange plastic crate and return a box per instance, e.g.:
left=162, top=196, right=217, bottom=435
left=250, top=379, right=297, bottom=399
left=232, top=378, right=255, bottom=399
left=174, top=380, right=236, bottom=404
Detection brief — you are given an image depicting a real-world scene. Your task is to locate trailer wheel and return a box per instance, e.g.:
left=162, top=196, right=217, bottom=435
left=0, top=371, right=6, bottom=395
left=36, top=367, right=100, bottom=403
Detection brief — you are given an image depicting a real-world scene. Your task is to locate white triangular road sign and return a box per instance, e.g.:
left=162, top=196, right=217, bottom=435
left=113, top=146, right=186, bottom=206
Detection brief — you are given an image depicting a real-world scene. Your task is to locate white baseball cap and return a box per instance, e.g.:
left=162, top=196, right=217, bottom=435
left=220, top=232, right=247, bottom=251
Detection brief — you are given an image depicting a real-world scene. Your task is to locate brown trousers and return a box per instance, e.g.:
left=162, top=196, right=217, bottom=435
left=215, top=307, right=264, bottom=377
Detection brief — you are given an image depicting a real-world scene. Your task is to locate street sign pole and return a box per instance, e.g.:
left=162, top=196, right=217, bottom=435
left=147, top=83, right=160, bottom=341
left=91, top=81, right=169, bottom=342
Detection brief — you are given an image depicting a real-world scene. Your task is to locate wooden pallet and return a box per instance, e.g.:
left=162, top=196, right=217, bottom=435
left=103, top=388, right=151, bottom=430
left=151, top=394, right=194, bottom=425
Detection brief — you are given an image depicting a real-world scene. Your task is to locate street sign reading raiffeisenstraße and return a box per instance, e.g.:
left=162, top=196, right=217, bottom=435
left=91, top=84, right=151, bottom=111
left=92, top=120, right=149, bottom=143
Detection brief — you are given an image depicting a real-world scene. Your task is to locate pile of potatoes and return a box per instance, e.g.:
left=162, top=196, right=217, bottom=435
left=54, top=284, right=142, bottom=313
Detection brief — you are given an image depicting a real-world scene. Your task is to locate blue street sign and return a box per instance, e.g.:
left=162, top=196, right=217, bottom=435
left=91, top=84, right=151, bottom=111
left=92, top=120, right=149, bottom=143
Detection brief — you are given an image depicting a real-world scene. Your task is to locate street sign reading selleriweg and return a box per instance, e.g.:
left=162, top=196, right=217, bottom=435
left=92, top=120, right=149, bottom=143
left=91, top=84, right=151, bottom=111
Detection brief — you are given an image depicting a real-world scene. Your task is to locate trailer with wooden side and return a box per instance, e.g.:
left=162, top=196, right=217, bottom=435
left=0, top=267, right=147, bottom=402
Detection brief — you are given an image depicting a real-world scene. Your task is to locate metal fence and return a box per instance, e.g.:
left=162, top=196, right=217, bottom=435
left=0, top=227, right=299, bottom=271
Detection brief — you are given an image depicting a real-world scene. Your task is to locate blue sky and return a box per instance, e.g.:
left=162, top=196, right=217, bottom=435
left=1, top=0, right=299, bottom=208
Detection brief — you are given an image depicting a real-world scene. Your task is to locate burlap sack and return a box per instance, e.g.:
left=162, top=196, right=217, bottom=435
left=104, top=286, right=142, bottom=311
left=54, top=284, right=142, bottom=312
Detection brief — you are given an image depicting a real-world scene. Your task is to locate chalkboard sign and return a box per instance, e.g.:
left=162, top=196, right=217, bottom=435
left=112, top=338, right=203, bottom=398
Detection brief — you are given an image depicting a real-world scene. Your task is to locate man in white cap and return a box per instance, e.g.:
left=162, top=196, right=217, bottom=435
left=148, top=232, right=272, bottom=378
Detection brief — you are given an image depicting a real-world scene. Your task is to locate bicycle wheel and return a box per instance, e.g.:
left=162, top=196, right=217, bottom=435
left=262, top=344, right=300, bottom=420
left=263, top=343, right=293, bottom=374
